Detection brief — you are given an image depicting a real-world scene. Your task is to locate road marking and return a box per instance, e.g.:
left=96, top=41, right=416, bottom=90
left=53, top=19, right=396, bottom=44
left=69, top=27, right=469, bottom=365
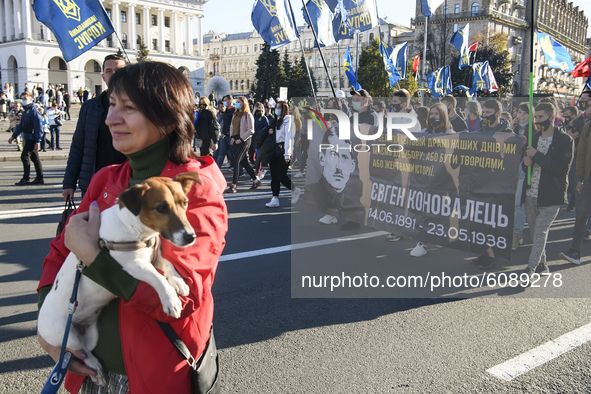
left=219, top=231, right=388, bottom=262
left=487, top=322, right=591, bottom=381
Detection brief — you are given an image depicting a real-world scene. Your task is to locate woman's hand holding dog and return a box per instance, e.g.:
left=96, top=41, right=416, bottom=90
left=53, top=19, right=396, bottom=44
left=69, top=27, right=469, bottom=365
left=65, top=201, right=102, bottom=266
left=37, top=333, right=98, bottom=377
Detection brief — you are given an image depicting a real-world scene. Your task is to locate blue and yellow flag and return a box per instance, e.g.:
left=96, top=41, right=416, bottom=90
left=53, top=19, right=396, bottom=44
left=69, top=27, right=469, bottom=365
left=535, top=31, right=575, bottom=72
left=388, top=42, right=407, bottom=79
left=471, top=61, right=499, bottom=94
left=33, top=0, right=114, bottom=62
left=344, top=46, right=361, bottom=90
left=450, top=23, right=470, bottom=69
left=333, top=0, right=378, bottom=40
left=302, top=0, right=337, bottom=47
left=427, top=66, right=452, bottom=98
left=252, top=0, right=300, bottom=50
left=379, top=42, right=401, bottom=88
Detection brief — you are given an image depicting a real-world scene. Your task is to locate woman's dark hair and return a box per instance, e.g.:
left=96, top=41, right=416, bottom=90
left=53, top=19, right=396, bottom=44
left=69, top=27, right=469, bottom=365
left=276, top=100, right=290, bottom=129
left=108, top=61, right=196, bottom=164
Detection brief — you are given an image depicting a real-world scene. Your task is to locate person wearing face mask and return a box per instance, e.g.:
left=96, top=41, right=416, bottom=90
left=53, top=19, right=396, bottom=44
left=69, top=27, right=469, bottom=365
left=480, top=99, right=510, bottom=133
left=8, top=91, right=44, bottom=185
left=214, top=94, right=236, bottom=168
left=252, top=102, right=270, bottom=179
left=389, top=89, right=422, bottom=135
left=464, top=100, right=482, bottom=132
left=423, top=103, right=455, bottom=134
left=441, top=95, right=467, bottom=132
left=521, top=103, right=573, bottom=284
left=560, top=91, right=591, bottom=265
left=195, top=97, right=220, bottom=157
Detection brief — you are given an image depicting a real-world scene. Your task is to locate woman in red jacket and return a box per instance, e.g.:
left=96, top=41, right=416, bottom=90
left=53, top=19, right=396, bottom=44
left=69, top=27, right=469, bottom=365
left=37, top=61, right=228, bottom=393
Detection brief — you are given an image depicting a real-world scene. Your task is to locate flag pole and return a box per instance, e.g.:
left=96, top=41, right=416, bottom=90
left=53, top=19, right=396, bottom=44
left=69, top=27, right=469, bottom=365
left=337, top=41, right=343, bottom=90
left=422, top=15, right=429, bottom=93
left=527, top=0, right=536, bottom=186
left=112, top=32, right=131, bottom=63
left=299, top=0, right=337, bottom=98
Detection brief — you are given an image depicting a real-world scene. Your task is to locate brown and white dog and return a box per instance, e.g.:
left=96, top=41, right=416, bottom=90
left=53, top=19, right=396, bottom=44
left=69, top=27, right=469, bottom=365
left=38, top=172, right=202, bottom=386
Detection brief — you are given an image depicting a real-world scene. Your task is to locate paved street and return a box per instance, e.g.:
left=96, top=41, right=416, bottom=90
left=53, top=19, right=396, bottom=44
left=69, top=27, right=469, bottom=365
left=0, top=107, right=590, bottom=392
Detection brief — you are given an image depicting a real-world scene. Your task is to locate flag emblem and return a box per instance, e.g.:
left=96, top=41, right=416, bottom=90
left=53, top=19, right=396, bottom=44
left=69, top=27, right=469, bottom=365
left=53, top=0, right=81, bottom=21
left=261, top=0, right=277, bottom=16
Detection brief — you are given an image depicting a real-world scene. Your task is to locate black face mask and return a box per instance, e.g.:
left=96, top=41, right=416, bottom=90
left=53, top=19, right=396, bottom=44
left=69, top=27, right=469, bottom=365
left=429, top=117, right=441, bottom=127
left=199, top=104, right=207, bottom=110
left=564, top=116, right=572, bottom=124
left=535, top=118, right=552, bottom=132
left=254, top=110, right=262, bottom=116
left=482, top=113, right=497, bottom=126
left=390, top=103, right=404, bottom=112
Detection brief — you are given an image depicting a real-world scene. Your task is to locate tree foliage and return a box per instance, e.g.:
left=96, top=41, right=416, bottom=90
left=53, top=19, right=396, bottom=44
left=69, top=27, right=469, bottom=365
left=136, top=39, right=150, bottom=62
left=253, top=42, right=280, bottom=102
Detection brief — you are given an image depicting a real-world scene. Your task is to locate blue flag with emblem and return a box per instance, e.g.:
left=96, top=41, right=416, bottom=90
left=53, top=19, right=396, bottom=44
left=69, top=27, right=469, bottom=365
left=379, top=42, right=401, bottom=88
left=450, top=23, right=470, bottom=69
left=333, top=0, right=378, bottom=40
left=470, top=61, right=499, bottom=94
left=33, top=0, right=114, bottom=62
left=302, top=0, right=337, bottom=47
left=535, top=31, right=575, bottom=72
left=252, top=0, right=300, bottom=50
left=344, top=46, right=362, bottom=90
left=427, top=66, right=452, bottom=98
left=388, top=42, right=408, bottom=79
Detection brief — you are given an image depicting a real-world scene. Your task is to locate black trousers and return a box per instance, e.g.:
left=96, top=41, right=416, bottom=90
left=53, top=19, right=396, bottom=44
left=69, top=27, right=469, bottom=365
left=21, top=139, right=43, bottom=180
left=199, top=138, right=213, bottom=157
left=231, top=139, right=256, bottom=185
left=270, top=153, right=291, bottom=196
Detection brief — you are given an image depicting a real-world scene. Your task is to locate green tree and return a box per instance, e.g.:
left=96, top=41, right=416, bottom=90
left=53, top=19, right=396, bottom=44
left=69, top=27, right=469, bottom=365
left=290, top=56, right=317, bottom=97
left=253, top=42, right=280, bottom=102
left=136, top=39, right=150, bottom=62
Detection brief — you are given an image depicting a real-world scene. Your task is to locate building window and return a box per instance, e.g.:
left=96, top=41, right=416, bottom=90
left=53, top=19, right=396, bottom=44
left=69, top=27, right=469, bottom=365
left=443, top=5, right=448, bottom=14
left=165, top=40, right=170, bottom=51
left=152, top=38, right=158, bottom=50
left=455, top=4, right=460, bottom=13
left=453, top=23, right=458, bottom=32
left=471, top=2, right=479, bottom=16
left=136, top=13, right=140, bottom=24
left=151, top=15, right=157, bottom=26
left=165, top=16, right=170, bottom=28
left=106, top=9, right=111, bottom=18
left=93, top=61, right=101, bottom=72
left=121, top=11, right=126, bottom=23
left=254, top=44, right=258, bottom=51
left=369, top=33, right=374, bottom=42
left=122, top=33, right=128, bottom=48
left=224, top=48, right=227, bottom=55
left=137, top=34, right=141, bottom=45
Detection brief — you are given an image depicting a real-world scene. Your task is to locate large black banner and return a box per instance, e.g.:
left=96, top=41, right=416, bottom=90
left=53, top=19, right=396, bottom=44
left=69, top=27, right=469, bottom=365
left=303, top=124, right=522, bottom=259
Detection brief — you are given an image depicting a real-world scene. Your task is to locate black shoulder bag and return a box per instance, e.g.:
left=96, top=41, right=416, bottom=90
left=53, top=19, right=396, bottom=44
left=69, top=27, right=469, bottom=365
left=157, top=322, right=220, bottom=394
left=56, top=197, right=77, bottom=236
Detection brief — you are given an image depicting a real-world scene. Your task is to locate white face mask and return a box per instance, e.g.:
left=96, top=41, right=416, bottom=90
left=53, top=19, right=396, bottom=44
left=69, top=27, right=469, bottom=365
left=352, top=101, right=364, bottom=111
left=21, top=99, right=30, bottom=106
left=275, top=109, right=282, bottom=116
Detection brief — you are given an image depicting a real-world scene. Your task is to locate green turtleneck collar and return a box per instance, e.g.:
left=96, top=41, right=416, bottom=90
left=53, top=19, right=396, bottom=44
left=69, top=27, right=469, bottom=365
left=127, top=135, right=170, bottom=187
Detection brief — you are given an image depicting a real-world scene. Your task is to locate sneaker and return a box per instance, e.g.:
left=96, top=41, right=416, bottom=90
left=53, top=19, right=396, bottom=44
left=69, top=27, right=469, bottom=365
left=521, top=268, right=536, bottom=287
left=30, top=178, right=44, bottom=185
left=251, top=179, right=261, bottom=189
left=512, top=233, right=523, bottom=251
left=292, top=187, right=302, bottom=204
left=224, top=184, right=237, bottom=194
left=559, top=248, right=581, bottom=265
left=537, top=263, right=550, bottom=274
left=584, top=229, right=591, bottom=242
left=387, top=233, right=403, bottom=242
left=259, top=169, right=267, bottom=179
left=410, top=242, right=427, bottom=257
left=266, top=197, right=280, bottom=208
left=293, top=171, right=305, bottom=178
left=15, top=178, right=30, bottom=186
left=319, top=214, right=338, bottom=225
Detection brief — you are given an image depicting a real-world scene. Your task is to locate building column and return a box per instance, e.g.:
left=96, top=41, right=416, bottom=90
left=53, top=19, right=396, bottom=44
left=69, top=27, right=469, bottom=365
left=12, top=0, right=20, bottom=39
left=128, top=3, right=135, bottom=50
left=112, top=0, right=120, bottom=39
left=171, top=11, right=178, bottom=54
left=196, top=14, right=203, bottom=57
left=0, top=0, right=5, bottom=42
left=142, top=5, right=150, bottom=49
left=21, top=0, right=30, bottom=39
left=185, top=13, right=192, bottom=55
left=158, top=8, right=164, bottom=52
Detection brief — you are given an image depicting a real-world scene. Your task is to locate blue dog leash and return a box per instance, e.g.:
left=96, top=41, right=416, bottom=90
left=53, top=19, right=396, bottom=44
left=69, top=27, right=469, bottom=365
left=41, top=262, right=85, bottom=394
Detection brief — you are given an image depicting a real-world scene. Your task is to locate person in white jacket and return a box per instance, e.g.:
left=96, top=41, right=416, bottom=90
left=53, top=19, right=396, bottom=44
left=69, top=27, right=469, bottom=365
left=266, top=100, right=301, bottom=208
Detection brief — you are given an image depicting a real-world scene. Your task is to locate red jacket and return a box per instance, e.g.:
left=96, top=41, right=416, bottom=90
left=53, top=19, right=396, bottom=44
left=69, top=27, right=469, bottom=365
left=38, top=156, right=228, bottom=393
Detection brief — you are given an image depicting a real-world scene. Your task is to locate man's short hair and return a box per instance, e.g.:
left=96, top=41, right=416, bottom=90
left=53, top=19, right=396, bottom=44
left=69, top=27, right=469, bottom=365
left=535, top=102, right=556, bottom=118
left=563, top=106, right=578, bottom=116
left=350, top=89, right=371, bottom=99
left=222, top=94, right=233, bottom=101
left=517, top=102, right=530, bottom=114
left=483, top=99, right=502, bottom=114
left=103, top=54, right=126, bottom=70
left=21, top=91, right=33, bottom=99
left=441, top=95, right=457, bottom=107
left=391, top=89, right=411, bottom=105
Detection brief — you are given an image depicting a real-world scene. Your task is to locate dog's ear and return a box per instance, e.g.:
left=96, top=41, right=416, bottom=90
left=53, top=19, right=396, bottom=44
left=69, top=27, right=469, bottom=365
left=118, top=183, right=149, bottom=216
left=174, top=172, right=202, bottom=195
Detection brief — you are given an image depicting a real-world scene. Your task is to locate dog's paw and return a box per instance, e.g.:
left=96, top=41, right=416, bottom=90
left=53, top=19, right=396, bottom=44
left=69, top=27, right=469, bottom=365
left=161, top=294, right=183, bottom=318
left=167, top=275, right=190, bottom=296
left=84, top=356, right=106, bottom=386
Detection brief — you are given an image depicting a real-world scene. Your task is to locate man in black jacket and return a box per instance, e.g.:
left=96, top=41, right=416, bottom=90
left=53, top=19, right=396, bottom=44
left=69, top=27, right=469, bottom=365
left=523, top=103, right=573, bottom=282
left=62, top=54, right=127, bottom=200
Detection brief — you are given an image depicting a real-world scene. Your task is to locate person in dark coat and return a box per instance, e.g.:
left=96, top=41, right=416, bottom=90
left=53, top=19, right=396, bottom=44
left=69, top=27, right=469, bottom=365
left=195, top=97, right=220, bottom=157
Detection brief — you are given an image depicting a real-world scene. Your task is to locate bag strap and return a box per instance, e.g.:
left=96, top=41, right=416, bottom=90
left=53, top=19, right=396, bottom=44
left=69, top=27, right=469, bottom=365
left=65, top=196, right=77, bottom=211
left=158, top=321, right=209, bottom=368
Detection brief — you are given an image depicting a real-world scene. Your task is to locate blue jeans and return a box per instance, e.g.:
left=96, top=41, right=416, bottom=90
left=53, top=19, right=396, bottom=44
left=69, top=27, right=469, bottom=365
left=214, top=135, right=234, bottom=167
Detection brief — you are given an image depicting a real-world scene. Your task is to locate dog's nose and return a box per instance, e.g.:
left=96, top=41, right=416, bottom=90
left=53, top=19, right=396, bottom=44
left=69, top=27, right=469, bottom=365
left=183, top=232, right=196, bottom=244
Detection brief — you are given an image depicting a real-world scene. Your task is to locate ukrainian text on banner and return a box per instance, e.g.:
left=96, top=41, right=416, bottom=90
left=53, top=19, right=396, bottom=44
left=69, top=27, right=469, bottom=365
left=334, top=0, right=378, bottom=40
left=252, top=0, right=299, bottom=50
left=33, top=0, right=114, bottom=62
left=303, top=123, right=521, bottom=260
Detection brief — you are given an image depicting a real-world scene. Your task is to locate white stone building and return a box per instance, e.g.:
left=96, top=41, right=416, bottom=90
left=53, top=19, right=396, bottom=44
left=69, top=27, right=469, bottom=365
left=0, top=0, right=208, bottom=98
left=201, top=18, right=414, bottom=98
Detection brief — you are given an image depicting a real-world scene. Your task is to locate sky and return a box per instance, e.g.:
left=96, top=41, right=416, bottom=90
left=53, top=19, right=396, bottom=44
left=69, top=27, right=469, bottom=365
left=200, top=0, right=591, bottom=37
